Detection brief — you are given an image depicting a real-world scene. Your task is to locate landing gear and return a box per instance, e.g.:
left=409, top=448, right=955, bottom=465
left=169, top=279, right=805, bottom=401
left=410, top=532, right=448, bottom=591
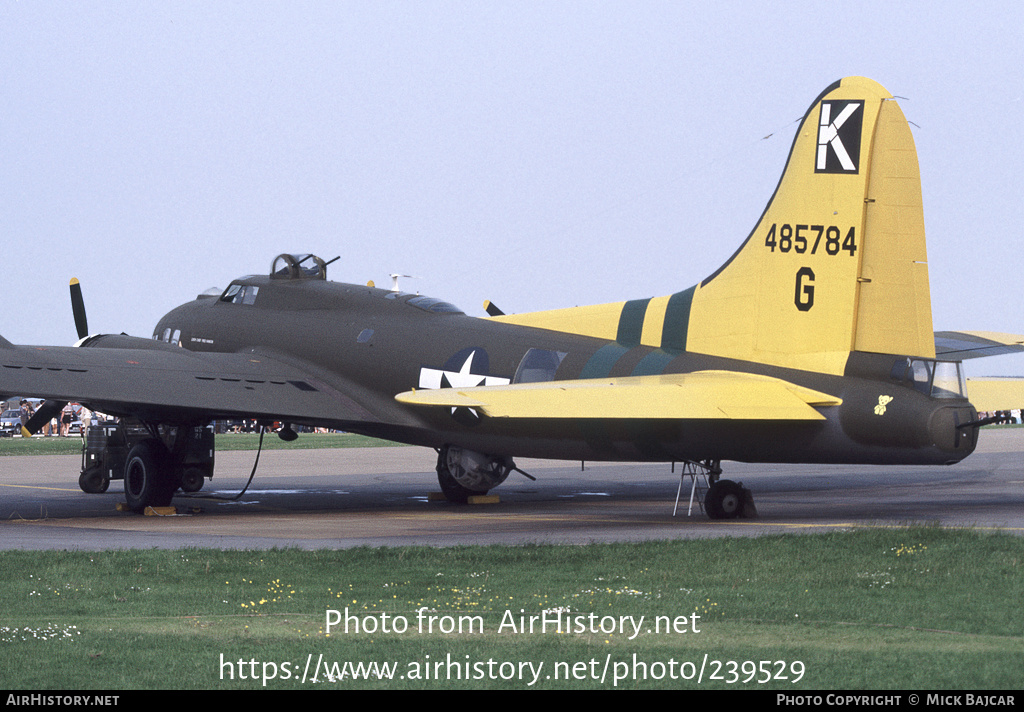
left=704, top=478, right=755, bottom=520
left=704, top=479, right=742, bottom=519
left=673, top=459, right=755, bottom=520
left=436, top=445, right=513, bottom=503
left=124, top=438, right=177, bottom=512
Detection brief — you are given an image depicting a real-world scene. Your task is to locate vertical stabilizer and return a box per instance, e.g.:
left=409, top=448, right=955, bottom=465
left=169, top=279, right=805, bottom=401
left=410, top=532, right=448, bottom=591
left=683, top=77, right=934, bottom=373
left=493, top=78, right=936, bottom=374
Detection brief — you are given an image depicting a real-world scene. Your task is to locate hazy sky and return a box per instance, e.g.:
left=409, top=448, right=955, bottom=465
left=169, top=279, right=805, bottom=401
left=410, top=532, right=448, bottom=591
left=4, top=2, right=1023, bottom=373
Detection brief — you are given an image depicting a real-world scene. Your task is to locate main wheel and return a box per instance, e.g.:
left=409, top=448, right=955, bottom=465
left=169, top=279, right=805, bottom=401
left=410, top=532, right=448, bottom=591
left=437, top=462, right=476, bottom=503
left=124, top=439, right=176, bottom=511
left=704, top=479, right=744, bottom=520
left=435, top=446, right=511, bottom=503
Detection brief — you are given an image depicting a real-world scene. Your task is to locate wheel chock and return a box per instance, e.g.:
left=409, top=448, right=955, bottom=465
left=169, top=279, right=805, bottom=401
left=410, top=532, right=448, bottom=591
left=427, top=492, right=500, bottom=504
left=143, top=506, right=178, bottom=516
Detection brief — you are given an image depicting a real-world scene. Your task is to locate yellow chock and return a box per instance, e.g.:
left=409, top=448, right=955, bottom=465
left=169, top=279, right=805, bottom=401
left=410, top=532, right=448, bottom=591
left=467, top=495, right=500, bottom=505
left=143, top=506, right=177, bottom=516
left=115, top=502, right=131, bottom=511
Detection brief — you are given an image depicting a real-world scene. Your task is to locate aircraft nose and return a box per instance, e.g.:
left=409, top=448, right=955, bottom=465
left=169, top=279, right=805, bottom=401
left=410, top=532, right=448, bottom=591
left=927, top=404, right=977, bottom=460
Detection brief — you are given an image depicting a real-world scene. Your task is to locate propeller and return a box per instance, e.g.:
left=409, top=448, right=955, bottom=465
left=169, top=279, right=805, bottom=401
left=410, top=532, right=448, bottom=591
left=21, top=400, right=65, bottom=437
left=70, top=278, right=88, bottom=339
left=20, top=279, right=89, bottom=437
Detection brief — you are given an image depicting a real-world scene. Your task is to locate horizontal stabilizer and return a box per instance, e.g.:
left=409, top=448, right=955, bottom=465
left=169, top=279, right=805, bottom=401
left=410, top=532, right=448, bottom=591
left=965, top=378, right=1024, bottom=413
left=935, top=331, right=1024, bottom=360
left=396, top=370, right=841, bottom=421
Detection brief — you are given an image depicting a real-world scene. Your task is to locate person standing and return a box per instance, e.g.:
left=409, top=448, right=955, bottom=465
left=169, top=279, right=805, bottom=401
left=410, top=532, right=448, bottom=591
left=60, top=402, right=75, bottom=437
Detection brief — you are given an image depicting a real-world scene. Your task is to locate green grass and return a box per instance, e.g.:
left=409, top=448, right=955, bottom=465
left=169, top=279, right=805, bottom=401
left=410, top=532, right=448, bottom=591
left=0, top=528, right=1020, bottom=689
left=0, top=432, right=402, bottom=456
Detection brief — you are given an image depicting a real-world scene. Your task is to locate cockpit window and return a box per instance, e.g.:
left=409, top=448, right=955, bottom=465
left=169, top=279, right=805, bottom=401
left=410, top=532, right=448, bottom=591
left=513, top=348, right=567, bottom=384
left=891, top=357, right=966, bottom=398
left=931, top=361, right=967, bottom=399
left=220, top=283, right=259, bottom=305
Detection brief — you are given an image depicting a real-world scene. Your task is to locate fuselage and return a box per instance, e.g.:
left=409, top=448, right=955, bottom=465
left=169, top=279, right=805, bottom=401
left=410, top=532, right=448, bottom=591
left=150, top=274, right=977, bottom=466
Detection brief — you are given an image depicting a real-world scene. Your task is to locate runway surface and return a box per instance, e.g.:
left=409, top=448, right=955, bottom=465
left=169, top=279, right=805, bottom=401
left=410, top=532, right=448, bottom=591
left=1, top=430, right=1022, bottom=550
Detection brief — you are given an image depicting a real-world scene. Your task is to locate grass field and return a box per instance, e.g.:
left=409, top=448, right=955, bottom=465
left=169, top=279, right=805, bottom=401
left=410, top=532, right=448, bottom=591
left=0, top=528, right=1020, bottom=690
left=0, top=432, right=402, bottom=456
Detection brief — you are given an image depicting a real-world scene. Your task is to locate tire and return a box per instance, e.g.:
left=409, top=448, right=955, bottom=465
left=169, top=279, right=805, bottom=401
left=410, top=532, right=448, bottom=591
left=124, top=439, right=175, bottom=512
left=436, top=449, right=478, bottom=504
left=179, top=467, right=205, bottom=493
left=79, top=466, right=110, bottom=494
left=705, top=479, right=744, bottom=520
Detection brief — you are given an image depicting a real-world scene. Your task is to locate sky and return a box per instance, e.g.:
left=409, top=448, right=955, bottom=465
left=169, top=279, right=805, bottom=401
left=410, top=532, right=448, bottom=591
left=3, top=1, right=1024, bottom=375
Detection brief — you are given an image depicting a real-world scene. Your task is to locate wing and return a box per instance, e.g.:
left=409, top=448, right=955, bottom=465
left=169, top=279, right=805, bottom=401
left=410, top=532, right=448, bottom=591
left=396, top=370, right=841, bottom=420
left=964, top=378, right=1024, bottom=414
left=933, top=332, right=1024, bottom=412
left=934, top=331, right=1024, bottom=360
left=0, top=337, right=374, bottom=425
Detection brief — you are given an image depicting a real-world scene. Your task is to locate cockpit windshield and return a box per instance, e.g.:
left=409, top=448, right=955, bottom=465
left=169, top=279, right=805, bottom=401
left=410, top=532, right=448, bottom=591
left=220, top=283, right=259, bottom=305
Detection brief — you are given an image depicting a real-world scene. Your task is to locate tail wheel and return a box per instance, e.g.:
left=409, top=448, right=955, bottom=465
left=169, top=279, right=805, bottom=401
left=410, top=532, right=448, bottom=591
left=124, top=439, right=176, bottom=512
left=704, top=479, right=745, bottom=520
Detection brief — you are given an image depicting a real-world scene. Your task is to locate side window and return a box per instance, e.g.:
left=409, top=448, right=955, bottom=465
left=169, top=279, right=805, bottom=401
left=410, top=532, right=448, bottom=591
left=909, top=359, right=933, bottom=395
left=890, top=358, right=910, bottom=381
left=513, top=349, right=567, bottom=384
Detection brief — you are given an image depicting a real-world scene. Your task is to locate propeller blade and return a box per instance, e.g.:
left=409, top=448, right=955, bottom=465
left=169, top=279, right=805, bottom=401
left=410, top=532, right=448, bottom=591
left=70, top=278, right=88, bottom=339
left=21, top=399, right=66, bottom=437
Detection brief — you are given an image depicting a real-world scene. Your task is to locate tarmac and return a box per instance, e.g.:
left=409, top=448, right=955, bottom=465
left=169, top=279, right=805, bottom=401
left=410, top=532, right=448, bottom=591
left=1, top=429, right=1022, bottom=550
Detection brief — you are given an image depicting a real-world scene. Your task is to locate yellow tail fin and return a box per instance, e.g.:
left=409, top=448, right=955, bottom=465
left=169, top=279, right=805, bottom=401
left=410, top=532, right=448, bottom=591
left=495, top=77, right=935, bottom=374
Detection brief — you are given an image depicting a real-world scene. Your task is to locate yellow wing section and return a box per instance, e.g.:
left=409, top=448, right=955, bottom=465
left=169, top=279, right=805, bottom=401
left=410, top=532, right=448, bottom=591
left=493, top=78, right=935, bottom=375
left=396, top=370, right=841, bottom=420
left=965, top=378, right=1024, bottom=413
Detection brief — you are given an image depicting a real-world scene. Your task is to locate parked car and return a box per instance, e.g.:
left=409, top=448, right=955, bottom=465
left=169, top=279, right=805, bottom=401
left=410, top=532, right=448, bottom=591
left=1, top=409, right=22, bottom=437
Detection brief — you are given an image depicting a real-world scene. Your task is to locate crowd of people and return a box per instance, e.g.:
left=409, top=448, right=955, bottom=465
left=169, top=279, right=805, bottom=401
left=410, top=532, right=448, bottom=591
left=9, top=400, right=96, bottom=437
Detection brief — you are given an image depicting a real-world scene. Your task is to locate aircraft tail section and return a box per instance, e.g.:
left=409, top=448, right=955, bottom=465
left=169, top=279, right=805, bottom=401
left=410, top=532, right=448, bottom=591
left=494, top=77, right=935, bottom=375
left=684, top=76, right=934, bottom=373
